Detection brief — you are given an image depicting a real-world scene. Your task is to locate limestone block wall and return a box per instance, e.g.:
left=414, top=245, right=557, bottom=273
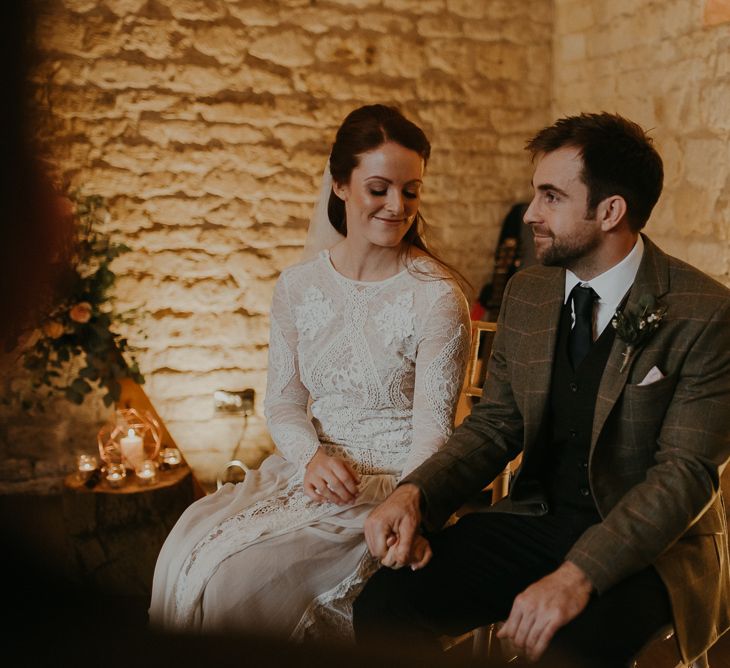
left=552, top=0, right=730, bottom=288
left=0, top=0, right=552, bottom=491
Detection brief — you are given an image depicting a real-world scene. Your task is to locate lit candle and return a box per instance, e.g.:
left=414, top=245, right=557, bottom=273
left=105, top=463, right=126, bottom=488
left=76, top=454, right=98, bottom=481
left=161, top=447, right=182, bottom=467
left=136, top=460, right=158, bottom=485
left=120, top=428, right=145, bottom=470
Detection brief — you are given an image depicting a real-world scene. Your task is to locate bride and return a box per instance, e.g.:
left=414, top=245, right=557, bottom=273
left=149, top=104, right=471, bottom=641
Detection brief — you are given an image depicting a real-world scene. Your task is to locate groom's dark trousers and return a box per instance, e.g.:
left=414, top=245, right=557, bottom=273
left=353, top=510, right=671, bottom=668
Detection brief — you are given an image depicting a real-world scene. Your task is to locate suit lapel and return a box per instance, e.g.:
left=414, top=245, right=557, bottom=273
left=591, top=235, right=671, bottom=449
left=523, top=269, right=565, bottom=451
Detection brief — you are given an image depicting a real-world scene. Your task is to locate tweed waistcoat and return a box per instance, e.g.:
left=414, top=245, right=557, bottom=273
left=544, top=301, right=614, bottom=518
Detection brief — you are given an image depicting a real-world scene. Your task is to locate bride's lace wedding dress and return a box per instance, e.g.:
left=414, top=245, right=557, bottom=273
left=149, top=249, right=470, bottom=640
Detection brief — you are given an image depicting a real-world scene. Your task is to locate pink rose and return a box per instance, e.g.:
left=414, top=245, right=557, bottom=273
left=42, top=320, right=64, bottom=339
left=69, top=302, right=93, bottom=323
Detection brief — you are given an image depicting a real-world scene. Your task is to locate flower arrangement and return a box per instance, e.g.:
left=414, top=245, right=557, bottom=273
left=611, top=293, right=667, bottom=373
left=12, top=192, right=144, bottom=410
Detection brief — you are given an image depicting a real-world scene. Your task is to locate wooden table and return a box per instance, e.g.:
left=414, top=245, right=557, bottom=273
left=64, top=460, right=192, bottom=495
left=62, top=462, right=201, bottom=599
left=62, top=376, right=208, bottom=599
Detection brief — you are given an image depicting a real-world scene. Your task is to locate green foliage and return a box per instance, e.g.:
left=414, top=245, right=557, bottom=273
left=10, top=192, right=144, bottom=411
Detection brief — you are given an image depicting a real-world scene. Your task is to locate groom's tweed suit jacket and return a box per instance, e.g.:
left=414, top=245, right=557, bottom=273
left=405, top=235, right=730, bottom=663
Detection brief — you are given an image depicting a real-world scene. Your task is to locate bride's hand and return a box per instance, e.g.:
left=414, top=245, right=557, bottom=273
left=381, top=533, right=432, bottom=571
left=304, top=448, right=361, bottom=505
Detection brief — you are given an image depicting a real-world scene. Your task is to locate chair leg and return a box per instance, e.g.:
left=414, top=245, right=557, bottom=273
left=688, top=651, right=709, bottom=668
left=473, top=622, right=520, bottom=665
left=472, top=625, right=489, bottom=656
left=473, top=623, right=501, bottom=664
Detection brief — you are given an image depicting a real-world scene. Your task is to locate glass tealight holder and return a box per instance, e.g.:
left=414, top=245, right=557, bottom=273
left=136, top=460, right=158, bottom=486
left=98, top=408, right=162, bottom=471
left=76, top=454, right=99, bottom=482
left=105, top=463, right=126, bottom=488
left=160, top=447, right=182, bottom=468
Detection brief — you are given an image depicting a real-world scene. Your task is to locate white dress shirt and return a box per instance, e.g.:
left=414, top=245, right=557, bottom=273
left=564, top=235, right=644, bottom=340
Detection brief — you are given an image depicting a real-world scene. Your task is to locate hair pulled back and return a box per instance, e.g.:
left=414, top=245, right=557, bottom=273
left=327, top=104, right=431, bottom=251
left=325, top=104, right=469, bottom=293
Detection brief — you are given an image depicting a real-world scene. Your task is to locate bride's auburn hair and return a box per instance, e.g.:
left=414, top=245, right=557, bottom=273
left=327, top=104, right=467, bottom=290
left=327, top=104, right=430, bottom=247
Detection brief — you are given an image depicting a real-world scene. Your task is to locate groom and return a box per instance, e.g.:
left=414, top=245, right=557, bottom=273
left=353, top=113, right=730, bottom=667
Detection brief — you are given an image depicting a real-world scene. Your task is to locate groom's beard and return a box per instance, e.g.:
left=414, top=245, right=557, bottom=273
left=534, top=217, right=602, bottom=270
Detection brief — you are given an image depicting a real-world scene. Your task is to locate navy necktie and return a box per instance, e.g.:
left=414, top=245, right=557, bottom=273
left=569, top=285, right=598, bottom=369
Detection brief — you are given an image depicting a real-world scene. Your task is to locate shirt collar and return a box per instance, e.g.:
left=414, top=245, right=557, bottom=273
left=563, top=234, right=644, bottom=306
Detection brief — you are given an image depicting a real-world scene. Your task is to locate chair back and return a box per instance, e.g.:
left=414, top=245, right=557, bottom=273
left=464, top=321, right=498, bottom=399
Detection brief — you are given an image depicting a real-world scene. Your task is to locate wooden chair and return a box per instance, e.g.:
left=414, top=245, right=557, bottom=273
left=459, top=322, right=514, bottom=663
left=628, top=468, right=730, bottom=668
left=454, top=321, right=517, bottom=505
left=443, top=321, right=519, bottom=660
left=630, top=625, right=709, bottom=668
left=628, top=458, right=730, bottom=668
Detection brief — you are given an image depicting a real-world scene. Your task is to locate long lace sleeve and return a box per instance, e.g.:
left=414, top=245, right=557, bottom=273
left=263, top=273, right=321, bottom=475
left=401, top=282, right=471, bottom=477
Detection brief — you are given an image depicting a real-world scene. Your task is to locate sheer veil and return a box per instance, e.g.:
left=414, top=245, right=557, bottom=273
left=301, top=159, right=344, bottom=261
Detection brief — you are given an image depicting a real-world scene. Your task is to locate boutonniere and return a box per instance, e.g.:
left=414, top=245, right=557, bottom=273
left=611, top=294, right=667, bottom=373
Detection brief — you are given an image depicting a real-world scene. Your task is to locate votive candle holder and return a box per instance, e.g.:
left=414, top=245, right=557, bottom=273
left=160, top=447, right=182, bottom=467
left=105, top=463, right=126, bottom=488
left=136, top=460, right=158, bottom=486
left=76, top=454, right=98, bottom=482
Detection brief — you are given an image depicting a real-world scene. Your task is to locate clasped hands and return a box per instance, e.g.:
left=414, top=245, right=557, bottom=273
left=363, top=483, right=594, bottom=663
left=364, top=483, right=432, bottom=570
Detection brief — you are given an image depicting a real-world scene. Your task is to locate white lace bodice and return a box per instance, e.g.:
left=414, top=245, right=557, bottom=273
left=264, top=250, right=471, bottom=479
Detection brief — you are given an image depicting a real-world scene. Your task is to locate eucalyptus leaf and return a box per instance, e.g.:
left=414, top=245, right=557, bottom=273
left=65, top=388, right=84, bottom=405
left=79, top=366, right=99, bottom=380
left=71, top=378, right=92, bottom=395
left=109, top=379, right=121, bottom=401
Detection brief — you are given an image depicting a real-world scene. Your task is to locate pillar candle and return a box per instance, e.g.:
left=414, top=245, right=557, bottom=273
left=120, top=428, right=144, bottom=470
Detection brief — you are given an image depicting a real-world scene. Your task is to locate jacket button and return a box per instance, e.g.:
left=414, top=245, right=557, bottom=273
left=569, top=430, right=577, bottom=438
left=578, top=460, right=588, bottom=470
left=570, top=382, right=578, bottom=392
left=579, top=487, right=590, bottom=497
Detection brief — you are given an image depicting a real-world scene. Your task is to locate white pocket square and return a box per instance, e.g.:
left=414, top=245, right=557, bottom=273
left=638, top=365, right=664, bottom=386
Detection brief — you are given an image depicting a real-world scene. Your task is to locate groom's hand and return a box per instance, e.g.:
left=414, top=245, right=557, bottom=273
left=381, top=533, right=432, bottom=570
left=364, top=483, right=429, bottom=569
left=497, top=561, right=593, bottom=662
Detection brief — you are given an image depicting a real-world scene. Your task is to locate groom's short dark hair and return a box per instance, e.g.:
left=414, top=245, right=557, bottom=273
left=526, top=112, right=664, bottom=232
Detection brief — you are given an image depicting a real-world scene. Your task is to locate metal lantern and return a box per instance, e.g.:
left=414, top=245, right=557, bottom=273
left=97, top=408, right=162, bottom=471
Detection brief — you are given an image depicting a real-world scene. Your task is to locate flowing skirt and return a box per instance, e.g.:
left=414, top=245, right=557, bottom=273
left=149, top=454, right=395, bottom=640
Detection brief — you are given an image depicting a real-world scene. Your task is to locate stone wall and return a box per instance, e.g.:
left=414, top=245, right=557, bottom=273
left=552, top=0, right=730, bottom=288
left=1, top=0, right=552, bottom=491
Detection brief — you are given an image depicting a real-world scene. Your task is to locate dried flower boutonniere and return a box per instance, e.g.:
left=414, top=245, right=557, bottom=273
left=611, top=294, right=667, bottom=373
